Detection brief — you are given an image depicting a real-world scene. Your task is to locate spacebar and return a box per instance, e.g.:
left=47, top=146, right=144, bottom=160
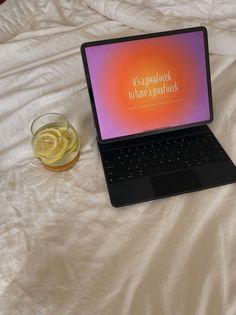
left=142, top=162, right=186, bottom=176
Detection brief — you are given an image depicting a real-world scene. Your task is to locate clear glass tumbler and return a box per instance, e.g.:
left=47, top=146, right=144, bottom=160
left=31, top=113, right=80, bottom=171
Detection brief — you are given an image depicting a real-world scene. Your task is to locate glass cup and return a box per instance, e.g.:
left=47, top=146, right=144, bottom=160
left=31, top=113, right=80, bottom=171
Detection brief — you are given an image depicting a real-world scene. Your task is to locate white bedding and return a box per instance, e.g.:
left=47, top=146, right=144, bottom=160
left=0, top=1, right=236, bottom=314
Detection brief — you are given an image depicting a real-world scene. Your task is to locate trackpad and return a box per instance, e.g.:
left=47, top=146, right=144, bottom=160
left=150, top=169, right=202, bottom=197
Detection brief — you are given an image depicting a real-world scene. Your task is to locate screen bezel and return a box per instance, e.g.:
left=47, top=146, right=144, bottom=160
left=81, top=26, right=213, bottom=144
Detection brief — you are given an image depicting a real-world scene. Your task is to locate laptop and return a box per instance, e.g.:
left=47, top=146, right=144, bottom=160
left=81, top=26, right=236, bottom=207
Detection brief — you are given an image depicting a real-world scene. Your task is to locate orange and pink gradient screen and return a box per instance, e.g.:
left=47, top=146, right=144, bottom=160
left=85, top=31, right=210, bottom=140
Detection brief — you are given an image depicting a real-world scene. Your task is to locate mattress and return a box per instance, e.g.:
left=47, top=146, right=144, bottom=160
left=0, top=1, right=236, bottom=314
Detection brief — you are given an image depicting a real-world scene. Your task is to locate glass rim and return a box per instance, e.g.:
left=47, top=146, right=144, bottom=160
left=31, top=112, right=69, bottom=138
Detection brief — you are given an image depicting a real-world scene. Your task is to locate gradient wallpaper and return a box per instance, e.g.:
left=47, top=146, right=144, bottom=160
left=85, top=31, right=210, bottom=140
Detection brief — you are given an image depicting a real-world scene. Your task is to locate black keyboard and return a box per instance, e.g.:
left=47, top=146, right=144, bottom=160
left=102, top=132, right=228, bottom=183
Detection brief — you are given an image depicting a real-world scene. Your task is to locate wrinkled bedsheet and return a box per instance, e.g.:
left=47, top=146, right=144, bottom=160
left=0, top=1, right=236, bottom=314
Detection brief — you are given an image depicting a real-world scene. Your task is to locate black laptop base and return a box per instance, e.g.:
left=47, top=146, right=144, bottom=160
left=99, top=125, right=236, bottom=207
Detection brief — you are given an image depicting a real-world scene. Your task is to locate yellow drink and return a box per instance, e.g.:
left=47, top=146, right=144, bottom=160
left=31, top=114, right=80, bottom=171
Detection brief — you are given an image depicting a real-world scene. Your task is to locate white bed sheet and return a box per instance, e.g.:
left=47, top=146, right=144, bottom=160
left=0, top=1, right=236, bottom=314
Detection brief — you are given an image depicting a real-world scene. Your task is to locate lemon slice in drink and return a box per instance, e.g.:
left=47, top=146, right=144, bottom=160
left=41, top=138, right=68, bottom=165
left=33, top=127, right=61, bottom=155
left=58, top=125, right=79, bottom=150
left=66, top=127, right=78, bottom=151
left=33, top=127, right=68, bottom=164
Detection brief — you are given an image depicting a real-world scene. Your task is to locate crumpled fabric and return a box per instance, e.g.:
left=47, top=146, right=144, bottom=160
left=0, top=1, right=236, bottom=314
